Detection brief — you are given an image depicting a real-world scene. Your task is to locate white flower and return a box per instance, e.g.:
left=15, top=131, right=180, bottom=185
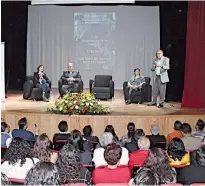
left=74, top=101, right=76, bottom=104
left=86, top=103, right=89, bottom=106
left=90, top=103, right=93, bottom=106
left=82, top=99, right=86, bottom=102
left=75, top=105, right=79, bottom=109
left=60, top=107, right=63, bottom=111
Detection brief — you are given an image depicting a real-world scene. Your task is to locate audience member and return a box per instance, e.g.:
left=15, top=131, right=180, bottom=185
left=178, top=146, right=205, bottom=184
left=104, top=125, right=119, bottom=142
left=56, top=143, right=93, bottom=185
left=33, top=133, right=58, bottom=163
left=1, top=173, right=10, bottom=186
left=142, top=147, right=177, bottom=184
left=128, top=136, right=150, bottom=171
left=53, top=120, right=70, bottom=143
left=83, top=125, right=99, bottom=143
left=1, top=122, right=12, bottom=147
left=92, top=143, right=131, bottom=184
left=93, top=132, right=129, bottom=167
left=69, top=130, right=92, bottom=164
left=167, top=120, right=183, bottom=142
left=181, top=123, right=202, bottom=151
left=146, top=124, right=166, bottom=149
left=167, top=138, right=190, bottom=166
left=125, top=129, right=144, bottom=153
left=12, top=117, right=38, bottom=143
left=24, top=162, right=60, bottom=185
left=129, top=167, right=159, bottom=186
left=1, top=138, right=39, bottom=179
left=192, top=119, right=205, bottom=138
left=120, top=122, right=136, bottom=146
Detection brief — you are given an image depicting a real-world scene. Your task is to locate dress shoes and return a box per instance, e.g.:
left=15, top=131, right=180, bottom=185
left=147, top=102, right=157, bottom=106
left=125, top=100, right=131, bottom=105
left=158, top=103, right=164, bottom=108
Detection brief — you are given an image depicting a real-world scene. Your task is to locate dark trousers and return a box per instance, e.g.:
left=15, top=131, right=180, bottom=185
left=61, top=83, right=79, bottom=95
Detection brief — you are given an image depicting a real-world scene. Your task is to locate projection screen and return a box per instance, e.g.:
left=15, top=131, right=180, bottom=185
left=27, top=5, right=160, bottom=88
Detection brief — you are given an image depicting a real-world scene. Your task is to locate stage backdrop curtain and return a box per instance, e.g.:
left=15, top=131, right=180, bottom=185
left=182, top=2, right=205, bottom=108
left=27, top=5, right=160, bottom=88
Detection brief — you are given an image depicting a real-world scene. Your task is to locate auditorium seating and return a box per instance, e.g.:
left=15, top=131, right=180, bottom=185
left=90, top=75, right=114, bottom=100
left=23, top=75, right=51, bottom=101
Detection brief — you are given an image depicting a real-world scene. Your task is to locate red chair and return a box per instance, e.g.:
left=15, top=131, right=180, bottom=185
left=190, top=184, right=205, bottom=186
left=62, top=183, right=87, bottom=186
left=53, top=140, right=67, bottom=151
left=8, top=178, right=25, bottom=184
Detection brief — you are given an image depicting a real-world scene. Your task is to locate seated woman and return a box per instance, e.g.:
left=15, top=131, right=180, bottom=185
left=1, top=138, right=39, bottom=179
left=33, top=133, right=58, bottom=163
left=93, top=132, right=129, bottom=167
left=120, top=122, right=136, bottom=146
left=141, top=147, right=177, bottom=184
left=104, top=125, right=119, bottom=142
left=69, top=130, right=92, bottom=164
left=24, top=162, right=60, bottom=185
left=34, top=65, right=50, bottom=102
left=92, top=143, right=131, bottom=184
left=167, top=138, right=190, bottom=166
left=56, top=143, right=93, bottom=185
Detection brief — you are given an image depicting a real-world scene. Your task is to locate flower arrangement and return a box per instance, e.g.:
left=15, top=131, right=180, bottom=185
left=47, top=92, right=110, bottom=115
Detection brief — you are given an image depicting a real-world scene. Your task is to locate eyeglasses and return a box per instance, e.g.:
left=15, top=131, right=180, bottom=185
left=157, top=53, right=162, bottom=55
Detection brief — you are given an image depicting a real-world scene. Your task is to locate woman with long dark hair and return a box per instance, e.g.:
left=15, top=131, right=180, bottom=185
left=33, top=133, right=58, bottom=163
left=34, top=64, right=50, bottom=102
left=24, top=162, right=60, bottom=185
left=142, top=147, right=176, bottom=184
left=104, top=125, right=119, bottom=142
left=1, top=138, right=39, bottom=179
left=56, top=143, right=93, bottom=185
left=167, top=138, right=190, bottom=166
left=69, top=130, right=92, bottom=164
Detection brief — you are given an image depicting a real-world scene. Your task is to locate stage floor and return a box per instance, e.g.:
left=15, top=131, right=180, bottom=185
left=1, top=89, right=205, bottom=116
left=1, top=89, right=205, bottom=139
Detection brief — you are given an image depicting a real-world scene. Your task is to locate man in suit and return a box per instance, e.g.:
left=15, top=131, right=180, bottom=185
left=148, top=49, right=170, bottom=108
left=60, top=62, right=82, bottom=96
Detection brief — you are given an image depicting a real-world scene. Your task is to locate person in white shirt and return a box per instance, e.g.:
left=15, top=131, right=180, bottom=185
left=1, top=138, right=39, bottom=180
left=93, top=132, right=129, bottom=167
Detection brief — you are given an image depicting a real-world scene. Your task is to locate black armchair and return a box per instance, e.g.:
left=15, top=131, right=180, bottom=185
left=23, top=75, right=51, bottom=101
left=58, top=79, right=84, bottom=97
left=90, top=75, right=114, bottom=100
left=123, top=77, right=152, bottom=103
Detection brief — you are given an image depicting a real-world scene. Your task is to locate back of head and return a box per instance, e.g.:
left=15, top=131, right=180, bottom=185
left=151, top=124, right=160, bottom=135
left=58, top=120, right=68, bottom=132
left=138, top=136, right=150, bottom=150
left=56, top=143, right=80, bottom=184
left=167, top=138, right=186, bottom=161
left=33, top=133, right=51, bottom=161
left=25, top=162, right=60, bottom=185
left=174, top=120, right=182, bottom=131
left=104, top=143, right=122, bottom=166
left=99, top=132, right=113, bottom=147
left=104, top=125, right=118, bottom=140
left=136, top=129, right=145, bottom=136
left=69, top=130, right=84, bottom=152
left=181, top=123, right=192, bottom=135
left=196, top=119, right=205, bottom=131
left=196, top=146, right=205, bottom=166
left=132, top=167, right=159, bottom=185
left=4, top=138, right=32, bottom=166
left=83, top=125, right=92, bottom=137
left=1, top=122, right=8, bottom=132
left=127, top=122, right=135, bottom=138
left=18, top=117, right=27, bottom=129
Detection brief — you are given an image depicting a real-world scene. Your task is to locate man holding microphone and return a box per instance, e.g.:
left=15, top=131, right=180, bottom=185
left=148, top=49, right=170, bottom=108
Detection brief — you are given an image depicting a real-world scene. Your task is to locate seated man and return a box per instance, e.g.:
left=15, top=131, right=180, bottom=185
left=60, top=62, right=82, bottom=96
left=1, top=122, right=12, bottom=147
left=124, top=68, right=145, bottom=104
left=192, top=119, right=205, bottom=138
left=167, top=120, right=183, bottom=142
left=12, top=117, right=39, bottom=144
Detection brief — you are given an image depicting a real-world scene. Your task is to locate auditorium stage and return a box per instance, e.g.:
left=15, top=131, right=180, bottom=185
left=1, top=89, right=205, bottom=139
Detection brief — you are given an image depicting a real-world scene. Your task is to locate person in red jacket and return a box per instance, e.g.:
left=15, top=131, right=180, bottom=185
left=92, top=143, right=131, bottom=184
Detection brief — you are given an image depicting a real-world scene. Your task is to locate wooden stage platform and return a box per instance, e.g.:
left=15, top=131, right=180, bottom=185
left=1, top=89, right=205, bottom=139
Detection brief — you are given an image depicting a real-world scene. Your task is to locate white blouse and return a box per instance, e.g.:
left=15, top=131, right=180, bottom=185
left=1, top=158, right=39, bottom=179
left=93, top=147, right=129, bottom=167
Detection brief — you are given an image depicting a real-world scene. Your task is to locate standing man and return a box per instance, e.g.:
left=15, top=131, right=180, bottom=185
left=60, top=62, right=82, bottom=96
left=124, top=68, right=145, bottom=104
left=148, top=49, right=170, bottom=108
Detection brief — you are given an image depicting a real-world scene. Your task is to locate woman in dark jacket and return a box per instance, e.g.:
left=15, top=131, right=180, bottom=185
left=34, top=65, right=50, bottom=102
